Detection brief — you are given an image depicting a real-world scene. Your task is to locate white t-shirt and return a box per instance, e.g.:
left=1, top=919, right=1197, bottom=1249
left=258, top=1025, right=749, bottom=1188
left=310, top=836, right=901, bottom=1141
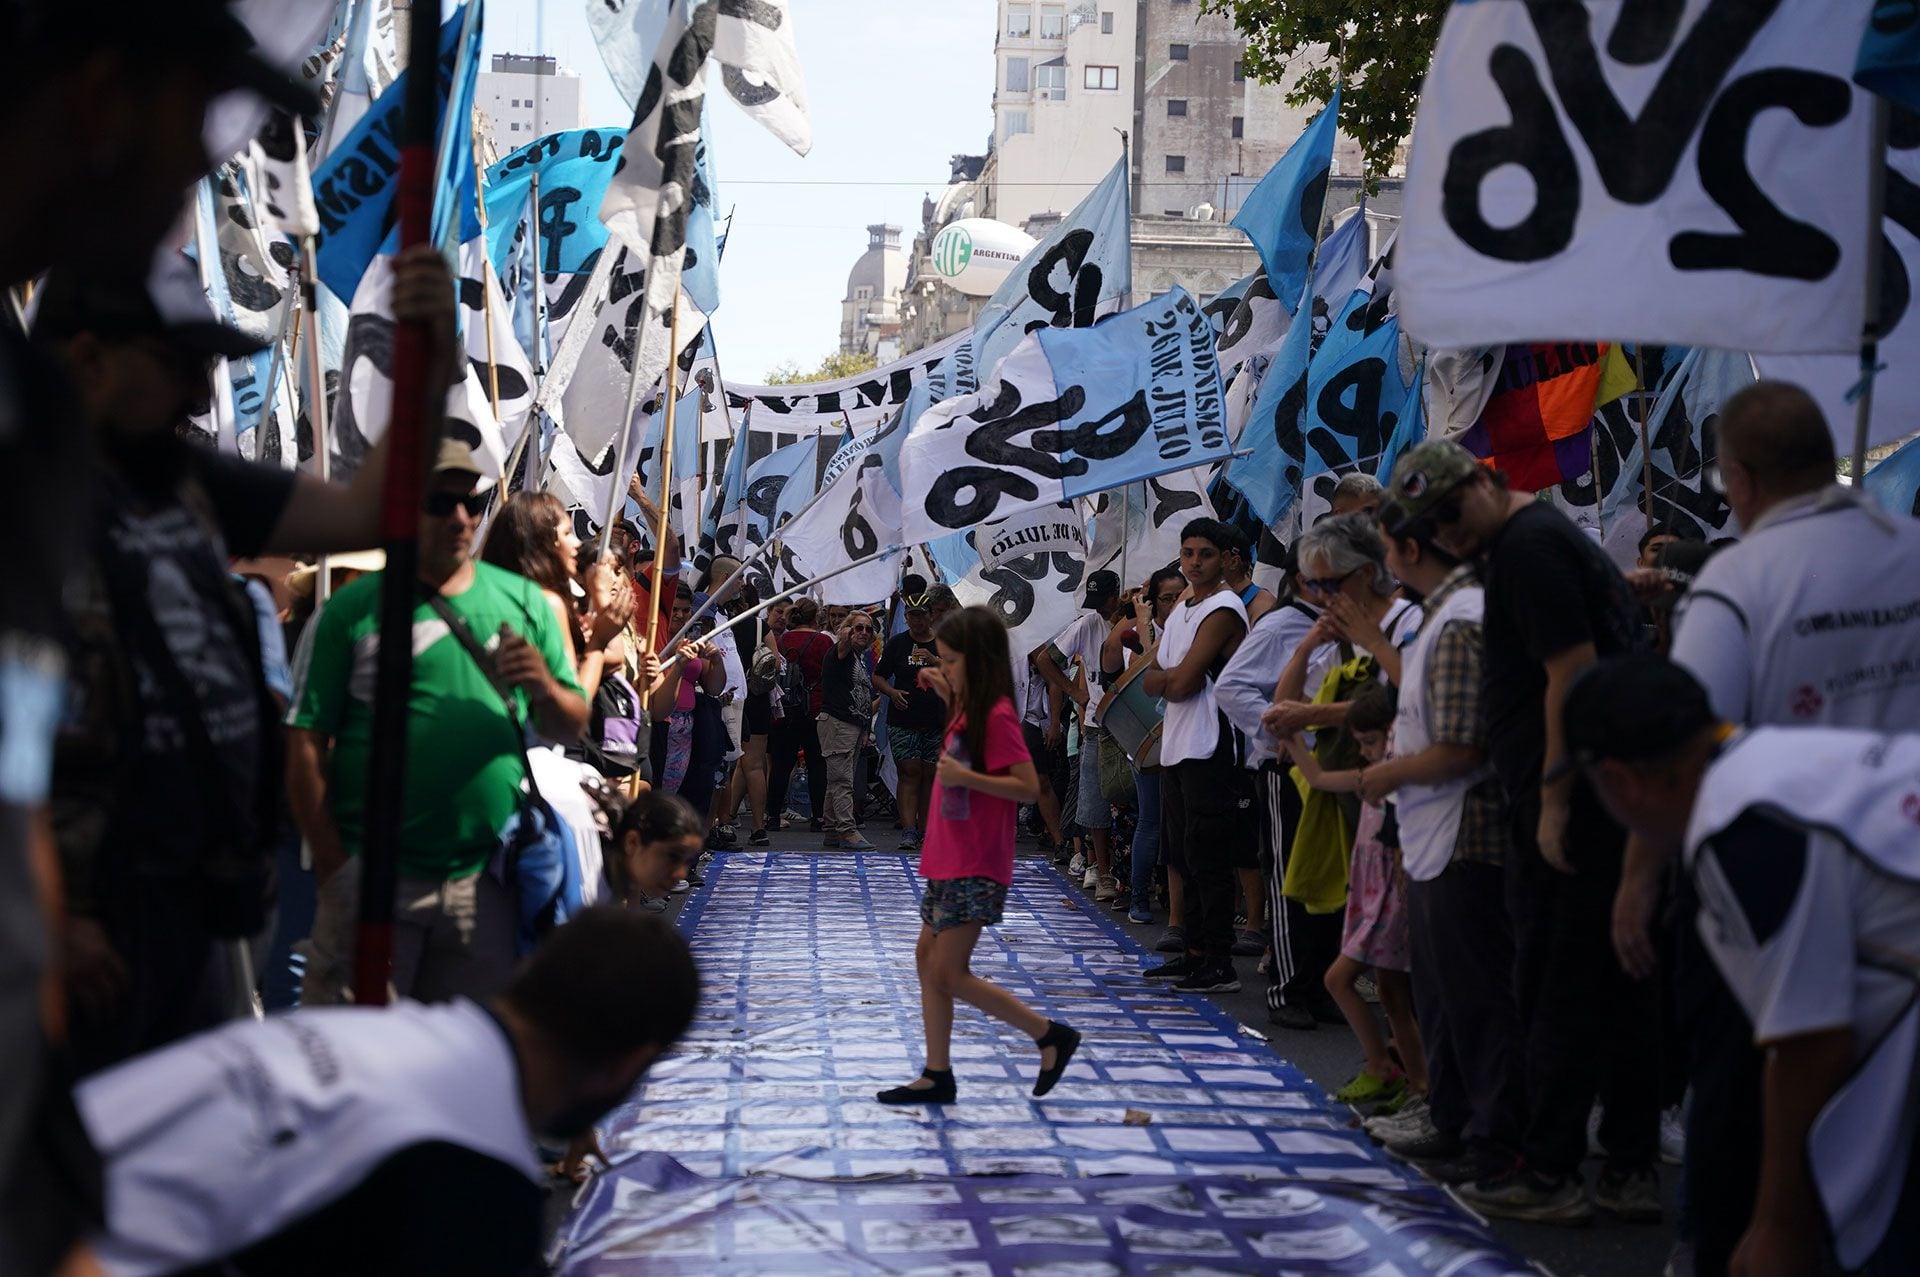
left=1685, top=725, right=1920, bottom=1267
left=1156, top=588, right=1249, bottom=765
left=1054, top=610, right=1114, bottom=729
left=78, top=999, right=541, bottom=1276
left=1672, top=487, right=1920, bottom=729
left=709, top=626, right=747, bottom=702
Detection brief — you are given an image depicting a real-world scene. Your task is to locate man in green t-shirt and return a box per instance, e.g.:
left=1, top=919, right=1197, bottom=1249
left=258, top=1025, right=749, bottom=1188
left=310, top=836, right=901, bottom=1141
left=287, top=442, right=588, bottom=1004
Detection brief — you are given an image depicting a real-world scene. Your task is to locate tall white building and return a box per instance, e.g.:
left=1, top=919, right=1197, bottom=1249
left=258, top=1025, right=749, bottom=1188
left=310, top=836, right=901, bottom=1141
left=840, top=224, right=907, bottom=362
left=476, top=54, right=586, bottom=154
left=985, top=2, right=1138, bottom=234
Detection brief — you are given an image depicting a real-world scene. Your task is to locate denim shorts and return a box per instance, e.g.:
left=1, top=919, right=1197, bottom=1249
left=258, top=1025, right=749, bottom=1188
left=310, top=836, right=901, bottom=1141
left=1075, top=725, right=1111, bottom=830
left=919, top=876, right=1009, bottom=932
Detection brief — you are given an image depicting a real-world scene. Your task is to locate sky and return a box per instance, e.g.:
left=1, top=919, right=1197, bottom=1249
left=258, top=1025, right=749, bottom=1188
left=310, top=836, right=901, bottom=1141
left=485, top=0, right=997, bottom=383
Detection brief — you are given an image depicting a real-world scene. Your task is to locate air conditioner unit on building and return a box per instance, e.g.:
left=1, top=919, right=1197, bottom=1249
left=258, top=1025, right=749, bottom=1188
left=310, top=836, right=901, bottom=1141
left=1187, top=202, right=1216, bottom=222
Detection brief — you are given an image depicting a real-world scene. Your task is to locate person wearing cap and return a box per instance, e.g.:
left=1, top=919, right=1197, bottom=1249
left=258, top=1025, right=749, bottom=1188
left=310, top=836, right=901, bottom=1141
left=0, top=4, right=318, bottom=1267
left=35, top=245, right=457, bottom=1077
left=1609, top=382, right=1920, bottom=1274
left=1035, top=569, right=1128, bottom=903
left=1396, top=438, right=1661, bottom=1224
left=875, top=592, right=945, bottom=851
left=1565, top=655, right=1920, bottom=1277
left=1142, top=519, right=1253, bottom=994
left=1356, top=488, right=1522, bottom=1184
left=286, top=439, right=589, bottom=1008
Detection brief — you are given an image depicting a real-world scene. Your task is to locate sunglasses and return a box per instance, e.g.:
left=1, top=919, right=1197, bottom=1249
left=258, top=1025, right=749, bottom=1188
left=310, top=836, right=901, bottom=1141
left=424, top=491, right=489, bottom=519
left=1301, top=567, right=1360, bottom=595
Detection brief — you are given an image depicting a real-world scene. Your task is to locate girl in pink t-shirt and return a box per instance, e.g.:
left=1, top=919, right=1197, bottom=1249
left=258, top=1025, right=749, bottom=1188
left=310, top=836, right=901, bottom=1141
left=877, top=606, right=1081, bottom=1107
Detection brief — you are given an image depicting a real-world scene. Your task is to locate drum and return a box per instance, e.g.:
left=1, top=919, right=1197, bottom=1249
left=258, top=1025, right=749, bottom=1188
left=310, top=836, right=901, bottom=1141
left=1097, top=650, right=1167, bottom=771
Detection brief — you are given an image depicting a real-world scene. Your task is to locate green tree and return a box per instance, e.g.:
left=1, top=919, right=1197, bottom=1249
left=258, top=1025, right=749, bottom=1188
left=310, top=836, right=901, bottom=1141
left=762, top=349, right=881, bottom=385
left=1201, top=0, right=1446, bottom=184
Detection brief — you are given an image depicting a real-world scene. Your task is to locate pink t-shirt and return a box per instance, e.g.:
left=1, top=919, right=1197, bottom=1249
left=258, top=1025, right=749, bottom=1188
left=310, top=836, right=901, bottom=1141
left=918, top=696, right=1030, bottom=886
left=674, top=657, right=705, bottom=713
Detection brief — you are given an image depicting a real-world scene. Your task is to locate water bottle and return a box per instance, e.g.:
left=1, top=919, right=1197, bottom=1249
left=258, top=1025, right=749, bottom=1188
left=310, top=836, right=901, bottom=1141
left=940, top=730, right=971, bottom=821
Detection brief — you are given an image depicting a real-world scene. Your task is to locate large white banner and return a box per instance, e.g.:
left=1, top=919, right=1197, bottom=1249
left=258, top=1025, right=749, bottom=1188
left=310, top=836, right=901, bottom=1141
left=774, top=412, right=910, bottom=604
left=1759, top=118, right=1920, bottom=449
left=1399, top=2, right=1876, bottom=353
left=950, top=502, right=1090, bottom=667
left=900, top=288, right=1228, bottom=542
left=714, top=331, right=970, bottom=441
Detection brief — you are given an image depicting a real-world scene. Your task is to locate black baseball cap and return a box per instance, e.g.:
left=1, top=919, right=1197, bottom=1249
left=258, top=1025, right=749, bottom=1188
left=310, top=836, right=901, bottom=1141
left=1547, top=656, right=1718, bottom=783
left=35, top=249, right=269, bottom=360
left=14, top=0, right=320, bottom=119
left=1081, top=569, right=1121, bottom=608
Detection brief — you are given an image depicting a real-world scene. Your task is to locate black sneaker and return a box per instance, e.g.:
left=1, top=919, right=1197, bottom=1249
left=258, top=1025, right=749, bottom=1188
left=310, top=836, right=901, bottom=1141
left=1152, top=926, right=1188, bottom=954
left=1456, top=1166, right=1593, bottom=1225
left=1143, top=955, right=1197, bottom=981
left=1173, top=962, right=1241, bottom=994
left=1267, top=1003, right=1317, bottom=1031
left=1420, top=1148, right=1508, bottom=1187
left=748, top=828, right=770, bottom=847
left=1595, top=1165, right=1663, bottom=1223
left=1387, top=1127, right=1465, bottom=1162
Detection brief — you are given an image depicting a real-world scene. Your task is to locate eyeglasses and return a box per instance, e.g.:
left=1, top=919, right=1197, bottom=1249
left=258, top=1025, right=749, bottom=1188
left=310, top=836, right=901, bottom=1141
left=424, top=491, right=489, bottom=519
left=1301, top=567, right=1361, bottom=595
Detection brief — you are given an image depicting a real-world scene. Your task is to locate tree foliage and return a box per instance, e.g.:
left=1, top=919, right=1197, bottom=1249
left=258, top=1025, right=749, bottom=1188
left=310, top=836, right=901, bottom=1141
left=1201, top=0, right=1446, bottom=183
left=762, top=349, right=881, bottom=385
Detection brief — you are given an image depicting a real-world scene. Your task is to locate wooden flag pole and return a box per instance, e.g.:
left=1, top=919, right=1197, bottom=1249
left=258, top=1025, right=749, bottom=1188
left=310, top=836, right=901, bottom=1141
left=643, top=302, right=685, bottom=650
left=1633, top=348, right=1655, bottom=532
left=355, top=0, right=443, bottom=1008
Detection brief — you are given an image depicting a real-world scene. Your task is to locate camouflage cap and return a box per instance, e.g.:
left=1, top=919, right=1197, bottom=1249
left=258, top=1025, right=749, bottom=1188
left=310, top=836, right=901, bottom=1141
left=1381, top=440, right=1483, bottom=535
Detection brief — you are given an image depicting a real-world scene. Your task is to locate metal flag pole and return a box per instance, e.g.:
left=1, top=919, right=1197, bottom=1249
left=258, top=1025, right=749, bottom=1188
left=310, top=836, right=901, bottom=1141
left=657, top=550, right=908, bottom=674
left=1853, top=98, right=1892, bottom=486
left=355, top=0, right=443, bottom=1009
left=301, top=239, right=337, bottom=603
left=527, top=172, right=553, bottom=490
left=472, top=123, right=502, bottom=422
left=1633, top=348, right=1655, bottom=531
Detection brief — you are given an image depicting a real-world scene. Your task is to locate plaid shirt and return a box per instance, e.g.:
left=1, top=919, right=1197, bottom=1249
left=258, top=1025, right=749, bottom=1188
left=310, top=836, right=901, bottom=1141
left=1419, top=568, right=1505, bottom=867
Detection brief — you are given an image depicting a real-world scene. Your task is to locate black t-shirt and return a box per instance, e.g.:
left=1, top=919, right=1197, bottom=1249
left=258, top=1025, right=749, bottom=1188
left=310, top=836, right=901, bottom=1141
left=875, top=632, right=943, bottom=732
left=87, top=442, right=296, bottom=880
left=1481, top=501, right=1641, bottom=793
left=819, top=643, right=873, bottom=729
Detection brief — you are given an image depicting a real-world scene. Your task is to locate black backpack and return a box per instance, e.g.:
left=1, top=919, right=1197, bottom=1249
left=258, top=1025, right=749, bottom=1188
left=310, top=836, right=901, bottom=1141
left=777, top=637, right=813, bottom=720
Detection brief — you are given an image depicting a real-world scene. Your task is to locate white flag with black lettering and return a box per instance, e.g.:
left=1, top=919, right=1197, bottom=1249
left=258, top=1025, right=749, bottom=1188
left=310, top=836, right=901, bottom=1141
left=776, top=410, right=910, bottom=603
left=1399, top=2, right=1876, bottom=353
left=950, top=502, right=1089, bottom=667
left=900, top=287, right=1228, bottom=542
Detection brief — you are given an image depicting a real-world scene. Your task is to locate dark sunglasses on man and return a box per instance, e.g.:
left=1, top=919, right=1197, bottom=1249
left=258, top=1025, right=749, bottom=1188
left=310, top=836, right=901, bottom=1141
left=423, top=491, right=490, bottom=519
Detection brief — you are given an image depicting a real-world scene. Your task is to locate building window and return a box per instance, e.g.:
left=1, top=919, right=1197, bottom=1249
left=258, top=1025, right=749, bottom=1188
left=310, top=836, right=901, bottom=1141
left=509, top=122, right=520, bottom=132
left=1234, top=60, right=1247, bottom=82
left=1005, top=56, right=1030, bottom=92
left=1165, top=155, right=1186, bottom=173
left=1036, top=63, right=1066, bottom=99
left=1167, top=99, right=1187, bottom=117
left=856, top=286, right=872, bottom=301
left=1169, top=43, right=1189, bottom=61
left=1004, top=110, right=1031, bottom=140
left=1100, top=11, right=1113, bottom=34
left=1164, top=209, right=1184, bottom=217
left=1007, top=7, right=1031, bottom=38
left=1040, top=6, right=1066, bottom=38
left=1084, top=64, right=1119, bottom=90
left=1232, top=115, right=1244, bottom=138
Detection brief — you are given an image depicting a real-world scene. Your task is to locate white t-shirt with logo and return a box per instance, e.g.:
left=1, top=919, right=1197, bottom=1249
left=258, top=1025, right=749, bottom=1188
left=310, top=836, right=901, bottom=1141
left=1053, top=610, right=1114, bottom=729
left=1672, top=487, right=1920, bottom=728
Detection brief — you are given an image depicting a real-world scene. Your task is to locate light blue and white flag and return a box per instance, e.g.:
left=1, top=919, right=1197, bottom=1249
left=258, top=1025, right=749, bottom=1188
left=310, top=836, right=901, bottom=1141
left=1600, top=347, right=1755, bottom=529
left=1231, top=90, right=1338, bottom=312
left=703, top=419, right=753, bottom=561
left=1224, top=217, right=1371, bottom=523
left=484, top=128, right=629, bottom=278
left=1301, top=245, right=1423, bottom=484
left=1202, top=270, right=1255, bottom=346
left=778, top=408, right=912, bottom=602
left=313, top=0, right=400, bottom=161
left=1865, top=431, right=1920, bottom=517
left=901, top=287, right=1227, bottom=542
left=311, top=3, right=481, bottom=300
left=970, top=154, right=1133, bottom=387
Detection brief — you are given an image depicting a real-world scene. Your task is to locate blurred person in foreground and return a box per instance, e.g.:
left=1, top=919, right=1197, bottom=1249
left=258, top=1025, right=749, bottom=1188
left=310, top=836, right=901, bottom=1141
left=1570, top=656, right=1920, bottom=1277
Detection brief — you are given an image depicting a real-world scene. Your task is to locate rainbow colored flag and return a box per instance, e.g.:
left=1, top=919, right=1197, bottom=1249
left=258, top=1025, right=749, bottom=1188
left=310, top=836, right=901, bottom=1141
left=1461, top=343, right=1637, bottom=491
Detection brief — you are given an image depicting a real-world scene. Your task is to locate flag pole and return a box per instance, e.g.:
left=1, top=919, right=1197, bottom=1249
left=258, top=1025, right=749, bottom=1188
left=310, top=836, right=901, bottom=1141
left=642, top=302, right=685, bottom=647
left=657, top=550, right=908, bottom=673
left=1853, top=98, right=1891, bottom=486
left=527, top=173, right=552, bottom=490
left=1633, top=347, right=1655, bottom=531
left=355, top=0, right=443, bottom=1009
left=472, top=123, right=503, bottom=422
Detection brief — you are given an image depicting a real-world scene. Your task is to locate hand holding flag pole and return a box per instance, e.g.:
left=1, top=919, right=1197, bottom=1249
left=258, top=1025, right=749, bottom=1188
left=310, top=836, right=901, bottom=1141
left=355, top=0, right=445, bottom=1009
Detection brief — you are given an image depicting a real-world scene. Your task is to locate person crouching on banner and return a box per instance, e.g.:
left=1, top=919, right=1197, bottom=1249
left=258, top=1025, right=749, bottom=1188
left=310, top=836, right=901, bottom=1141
left=76, top=908, right=697, bottom=1277
left=1565, top=656, right=1920, bottom=1277
left=878, top=606, right=1080, bottom=1106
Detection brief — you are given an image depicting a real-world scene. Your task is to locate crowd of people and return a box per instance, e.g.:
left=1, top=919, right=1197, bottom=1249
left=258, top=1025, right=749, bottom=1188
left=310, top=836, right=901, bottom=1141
left=2, top=6, right=1918, bottom=1277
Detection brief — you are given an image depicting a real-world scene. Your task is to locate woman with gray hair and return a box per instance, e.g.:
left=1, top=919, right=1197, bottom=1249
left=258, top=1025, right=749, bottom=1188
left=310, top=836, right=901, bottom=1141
left=1264, top=514, right=1423, bottom=735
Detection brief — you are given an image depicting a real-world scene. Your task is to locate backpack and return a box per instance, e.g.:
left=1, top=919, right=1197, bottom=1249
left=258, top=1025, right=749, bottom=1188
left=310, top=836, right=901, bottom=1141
left=777, top=636, right=814, bottom=720
left=578, top=669, right=647, bottom=779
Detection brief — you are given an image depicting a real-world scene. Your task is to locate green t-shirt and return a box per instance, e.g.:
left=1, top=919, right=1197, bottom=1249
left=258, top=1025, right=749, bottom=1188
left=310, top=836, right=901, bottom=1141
left=289, top=562, right=584, bottom=881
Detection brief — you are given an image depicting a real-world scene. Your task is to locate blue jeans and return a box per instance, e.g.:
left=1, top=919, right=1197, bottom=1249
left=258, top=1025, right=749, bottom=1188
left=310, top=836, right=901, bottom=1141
left=1130, top=765, right=1161, bottom=903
